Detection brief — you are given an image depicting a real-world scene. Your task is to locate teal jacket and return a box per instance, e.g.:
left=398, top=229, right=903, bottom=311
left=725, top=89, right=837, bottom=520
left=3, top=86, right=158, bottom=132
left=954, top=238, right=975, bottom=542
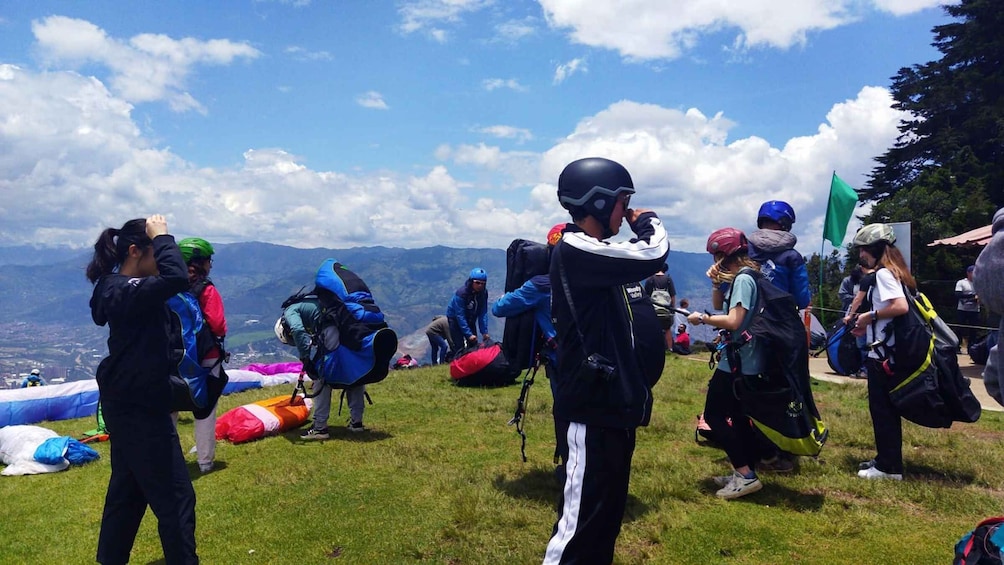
left=282, top=298, right=322, bottom=360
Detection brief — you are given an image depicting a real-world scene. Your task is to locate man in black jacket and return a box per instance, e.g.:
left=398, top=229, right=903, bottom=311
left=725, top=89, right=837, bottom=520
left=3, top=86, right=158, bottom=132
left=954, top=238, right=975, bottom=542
left=544, top=157, right=669, bottom=565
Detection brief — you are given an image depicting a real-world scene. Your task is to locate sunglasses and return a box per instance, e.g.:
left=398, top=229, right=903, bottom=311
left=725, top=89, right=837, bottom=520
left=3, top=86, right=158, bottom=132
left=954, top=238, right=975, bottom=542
left=472, top=280, right=486, bottom=285
left=619, top=193, right=631, bottom=207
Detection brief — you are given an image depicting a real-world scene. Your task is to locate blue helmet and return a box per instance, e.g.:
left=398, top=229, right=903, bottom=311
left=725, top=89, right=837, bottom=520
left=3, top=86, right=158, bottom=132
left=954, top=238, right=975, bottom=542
left=469, top=267, right=487, bottom=281
left=757, top=200, right=796, bottom=231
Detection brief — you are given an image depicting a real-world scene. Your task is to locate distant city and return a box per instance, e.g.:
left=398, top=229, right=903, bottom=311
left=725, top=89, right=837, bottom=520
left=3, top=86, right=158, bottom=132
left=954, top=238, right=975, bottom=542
left=0, top=321, right=296, bottom=389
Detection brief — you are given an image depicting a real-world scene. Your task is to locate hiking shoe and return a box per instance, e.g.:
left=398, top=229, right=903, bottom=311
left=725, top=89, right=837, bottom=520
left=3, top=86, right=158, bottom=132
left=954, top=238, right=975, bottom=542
left=715, top=472, right=762, bottom=500
left=857, top=466, right=902, bottom=481
left=300, top=427, right=330, bottom=440
left=858, top=459, right=877, bottom=471
left=757, top=456, right=795, bottom=473
left=347, top=421, right=366, bottom=433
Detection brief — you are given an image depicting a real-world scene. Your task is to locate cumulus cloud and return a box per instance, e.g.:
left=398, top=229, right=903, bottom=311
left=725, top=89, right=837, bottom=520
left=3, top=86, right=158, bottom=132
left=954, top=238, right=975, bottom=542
left=0, top=59, right=906, bottom=252
left=284, top=45, right=333, bottom=61
left=476, top=125, right=534, bottom=143
left=538, top=0, right=940, bottom=60
left=538, top=87, right=907, bottom=250
left=482, top=78, right=528, bottom=92
left=553, top=57, right=586, bottom=84
left=356, top=91, right=389, bottom=109
left=31, top=16, right=260, bottom=113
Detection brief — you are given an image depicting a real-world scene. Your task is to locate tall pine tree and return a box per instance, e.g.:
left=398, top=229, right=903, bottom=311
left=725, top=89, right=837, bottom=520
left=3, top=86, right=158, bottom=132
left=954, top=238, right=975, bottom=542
left=863, top=0, right=1001, bottom=287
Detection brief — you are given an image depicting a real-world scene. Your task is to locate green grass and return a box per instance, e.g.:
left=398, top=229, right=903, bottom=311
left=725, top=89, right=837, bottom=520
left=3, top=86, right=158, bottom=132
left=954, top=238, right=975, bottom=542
left=2, top=356, right=1002, bottom=564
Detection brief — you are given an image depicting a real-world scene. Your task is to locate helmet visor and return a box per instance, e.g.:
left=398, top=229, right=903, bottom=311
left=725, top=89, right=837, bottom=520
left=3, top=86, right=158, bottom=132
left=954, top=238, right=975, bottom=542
left=559, top=184, right=636, bottom=208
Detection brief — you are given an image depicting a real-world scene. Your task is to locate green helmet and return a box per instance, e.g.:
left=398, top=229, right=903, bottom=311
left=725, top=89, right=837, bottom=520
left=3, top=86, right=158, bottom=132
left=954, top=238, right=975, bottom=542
left=178, top=237, right=215, bottom=263
left=852, top=224, right=896, bottom=248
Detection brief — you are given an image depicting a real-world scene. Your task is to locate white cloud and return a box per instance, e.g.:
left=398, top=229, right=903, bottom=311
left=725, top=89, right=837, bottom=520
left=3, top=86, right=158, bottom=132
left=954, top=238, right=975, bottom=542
left=356, top=91, right=389, bottom=109
left=0, top=61, right=906, bottom=253
left=398, top=0, right=494, bottom=39
left=31, top=16, right=260, bottom=113
left=495, top=18, right=537, bottom=42
left=553, top=57, right=586, bottom=84
left=284, top=45, right=333, bottom=61
left=482, top=78, right=528, bottom=92
left=538, top=0, right=941, bottom=60
left=476, top=125, right=534, bottom=143
left=538, top=87, right=907, bottom=250
left=871, top=0, right=945, bottom=16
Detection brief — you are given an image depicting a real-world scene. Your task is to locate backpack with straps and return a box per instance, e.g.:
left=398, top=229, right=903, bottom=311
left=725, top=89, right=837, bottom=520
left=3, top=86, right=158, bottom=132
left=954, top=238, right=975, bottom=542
left=954, top=516, right=1004, bottom=564
left=871, top=282, right=981, bottom=428
left=724, top=268, right=828, bottom=456
left=501, top=238, right=550, bottom=371
left=282, top=259, right=388, bottom=352
left=283, top=259, right=397, bottom=389
left=167, top=290, right=228, bottom=420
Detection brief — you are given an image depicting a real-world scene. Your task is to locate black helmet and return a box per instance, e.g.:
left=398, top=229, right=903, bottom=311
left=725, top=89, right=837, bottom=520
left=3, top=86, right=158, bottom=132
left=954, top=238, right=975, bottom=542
left=557, top=158, right=635, bottom=226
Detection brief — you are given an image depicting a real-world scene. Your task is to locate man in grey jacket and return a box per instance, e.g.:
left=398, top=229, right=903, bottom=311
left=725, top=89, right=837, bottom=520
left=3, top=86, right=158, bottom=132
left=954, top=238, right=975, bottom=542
left=973, top=207, right=1004, bottom=407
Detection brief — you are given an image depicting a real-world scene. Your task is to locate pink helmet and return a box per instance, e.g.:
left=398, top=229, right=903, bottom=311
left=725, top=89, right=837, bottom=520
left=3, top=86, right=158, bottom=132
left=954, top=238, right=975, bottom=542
left=706, top=227, right=748, bottom=257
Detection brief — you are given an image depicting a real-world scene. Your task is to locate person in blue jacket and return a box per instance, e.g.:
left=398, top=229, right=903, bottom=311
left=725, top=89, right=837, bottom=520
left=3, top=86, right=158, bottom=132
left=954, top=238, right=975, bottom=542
left=87, top=214, right=198, bottom=565
left=447, top=268, right=490, bottom=350
left=21, top=369, right=45, bottom=387
left=747, top=200, right=811, bottom=309
left=747, top=200, right=809, bottom=473
left=544, top=157, right=669, bottom=565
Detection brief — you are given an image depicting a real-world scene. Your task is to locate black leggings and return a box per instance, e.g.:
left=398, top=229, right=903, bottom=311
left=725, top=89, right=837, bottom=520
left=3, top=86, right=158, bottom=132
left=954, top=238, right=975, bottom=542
left=704, top=369, right=758, bottom=470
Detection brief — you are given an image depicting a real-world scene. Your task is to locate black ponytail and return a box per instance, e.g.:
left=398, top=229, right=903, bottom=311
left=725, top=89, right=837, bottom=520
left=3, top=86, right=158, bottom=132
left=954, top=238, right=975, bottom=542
left=86, top=219, right=152, bottom=283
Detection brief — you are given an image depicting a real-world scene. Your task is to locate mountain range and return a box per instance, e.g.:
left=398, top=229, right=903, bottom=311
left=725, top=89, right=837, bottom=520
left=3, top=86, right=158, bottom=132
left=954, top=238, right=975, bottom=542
left=0, top=240, right=717, bottom=362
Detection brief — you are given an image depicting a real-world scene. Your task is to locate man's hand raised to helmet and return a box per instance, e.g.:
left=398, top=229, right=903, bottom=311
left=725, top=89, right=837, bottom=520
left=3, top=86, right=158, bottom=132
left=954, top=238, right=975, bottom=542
left=626, top=208, right=652, bottom=225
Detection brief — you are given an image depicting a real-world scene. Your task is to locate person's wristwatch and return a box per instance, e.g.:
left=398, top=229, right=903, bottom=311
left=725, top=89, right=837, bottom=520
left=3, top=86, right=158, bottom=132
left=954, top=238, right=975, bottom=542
left=697, top=313, right=706, bottom=325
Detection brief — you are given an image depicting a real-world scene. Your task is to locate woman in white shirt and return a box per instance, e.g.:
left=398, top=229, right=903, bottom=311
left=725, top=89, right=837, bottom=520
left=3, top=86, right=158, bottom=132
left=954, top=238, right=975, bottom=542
left=850, top=224, right=912, bottom=480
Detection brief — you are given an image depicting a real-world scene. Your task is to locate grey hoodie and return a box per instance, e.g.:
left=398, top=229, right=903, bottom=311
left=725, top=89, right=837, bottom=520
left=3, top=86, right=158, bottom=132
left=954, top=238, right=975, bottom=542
left=972, top=207, right=1004, bottom=407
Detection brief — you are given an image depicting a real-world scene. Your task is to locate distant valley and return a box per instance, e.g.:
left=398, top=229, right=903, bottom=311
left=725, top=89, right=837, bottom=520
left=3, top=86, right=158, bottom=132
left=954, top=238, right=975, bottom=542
left=0, top=240, right=716, bottom=380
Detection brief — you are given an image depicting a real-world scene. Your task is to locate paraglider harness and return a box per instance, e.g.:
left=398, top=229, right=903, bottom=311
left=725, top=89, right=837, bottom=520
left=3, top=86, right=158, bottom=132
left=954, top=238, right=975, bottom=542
left=507, top=332, right=556, bottom=463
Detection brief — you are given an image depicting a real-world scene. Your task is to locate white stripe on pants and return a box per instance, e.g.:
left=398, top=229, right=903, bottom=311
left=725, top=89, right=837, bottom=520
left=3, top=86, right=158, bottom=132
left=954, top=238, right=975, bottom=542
left=543, top=422, right=586, bottom=564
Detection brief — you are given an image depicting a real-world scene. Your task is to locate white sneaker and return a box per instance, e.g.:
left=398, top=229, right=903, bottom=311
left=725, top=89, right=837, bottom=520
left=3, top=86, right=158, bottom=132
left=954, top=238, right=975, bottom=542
left=857, top=466, right=902, bottom=480
left=712, top=475, right=732, bottom=487
left=715, top=472, right=762, bottom=499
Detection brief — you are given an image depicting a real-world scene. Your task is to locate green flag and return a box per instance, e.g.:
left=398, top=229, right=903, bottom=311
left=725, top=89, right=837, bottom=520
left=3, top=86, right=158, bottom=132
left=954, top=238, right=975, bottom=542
left=823, top=173, right=858, bottom=247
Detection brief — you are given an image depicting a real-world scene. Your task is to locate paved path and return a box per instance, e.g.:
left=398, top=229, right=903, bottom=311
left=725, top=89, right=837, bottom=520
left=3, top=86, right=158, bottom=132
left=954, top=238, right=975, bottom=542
left=806, top=354, right=1002, bottom=413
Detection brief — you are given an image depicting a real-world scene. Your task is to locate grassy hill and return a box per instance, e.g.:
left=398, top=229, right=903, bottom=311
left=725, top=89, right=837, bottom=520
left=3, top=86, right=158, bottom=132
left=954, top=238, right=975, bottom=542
left=2, top=356, right=1001, bottom=564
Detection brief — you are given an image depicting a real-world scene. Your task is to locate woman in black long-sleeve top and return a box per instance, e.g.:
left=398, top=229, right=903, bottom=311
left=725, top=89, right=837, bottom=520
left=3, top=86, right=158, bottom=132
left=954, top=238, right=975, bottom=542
left=87, top=214, right=198, bottom=565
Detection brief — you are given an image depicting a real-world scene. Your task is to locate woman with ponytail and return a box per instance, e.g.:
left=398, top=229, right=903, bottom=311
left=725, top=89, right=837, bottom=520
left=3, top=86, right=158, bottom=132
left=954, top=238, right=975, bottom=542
left=688, top=227, right=766, bottom=500
left=849, top=223, right=912, bottom=481
left=87, top=215, right=199, bottom=565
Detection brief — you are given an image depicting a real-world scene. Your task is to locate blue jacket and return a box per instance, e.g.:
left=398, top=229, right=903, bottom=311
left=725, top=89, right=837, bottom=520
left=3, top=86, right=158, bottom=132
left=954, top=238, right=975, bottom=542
left=549, top=213, right=670, bottom=428
left=748, top=229, right=811, bottom=309
left=447, top=280, right=488, bottom=338
left=492, top=275, right=557, bottom=366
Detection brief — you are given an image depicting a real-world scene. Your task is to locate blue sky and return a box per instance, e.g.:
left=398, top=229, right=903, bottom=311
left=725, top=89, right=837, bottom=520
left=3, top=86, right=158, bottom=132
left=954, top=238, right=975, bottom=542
left=0, top=0, right=950, bottom=253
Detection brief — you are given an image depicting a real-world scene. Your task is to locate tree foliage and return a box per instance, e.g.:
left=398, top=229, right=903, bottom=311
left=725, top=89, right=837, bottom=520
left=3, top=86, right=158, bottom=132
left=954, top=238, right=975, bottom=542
left=862, top=0, right=1001, bottom=284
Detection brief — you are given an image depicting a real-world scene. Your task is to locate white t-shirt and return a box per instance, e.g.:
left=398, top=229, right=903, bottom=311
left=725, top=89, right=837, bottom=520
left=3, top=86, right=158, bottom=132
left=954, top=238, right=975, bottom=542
left=955, top=278, right=979, bottom=312
left=866, top=268, right=906, bottom=360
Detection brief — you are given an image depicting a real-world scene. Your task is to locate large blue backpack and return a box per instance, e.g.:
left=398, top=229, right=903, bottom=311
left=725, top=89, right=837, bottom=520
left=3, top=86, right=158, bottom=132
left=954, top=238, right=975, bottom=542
left=282, top=259, right=397, bottom=388
left=167, top=290, right=227, bottom=419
